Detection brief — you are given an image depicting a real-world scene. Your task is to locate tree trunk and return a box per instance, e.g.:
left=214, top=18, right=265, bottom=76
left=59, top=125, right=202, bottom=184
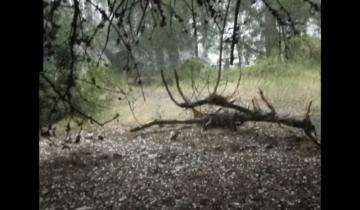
left=191, top=0, right=199, bottom=58
left=264, top=10, right=279, bottom=57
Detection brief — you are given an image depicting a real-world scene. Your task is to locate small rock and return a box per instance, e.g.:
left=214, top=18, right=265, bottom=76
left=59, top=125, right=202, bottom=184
left=75, top=135, right=81, bottom=143
left=170, top=131, right=180, bottom=141
left=265, top=143, right=274, bottom=149
left=64, top=137, right=72, bottom=143
left=119, top=196, right=127, bottom=202
left=229, top=202, right=241, bottom=208
left=62, top=144, right=71, bottom=150
left=99, top=153, right=110, bottom=160
left=85, top=132, right=94, bottom=140
left=113, top=153, right=122, bottom=159
left=200, top=197, right=208, bottom=205
left=258, top=188, right=266, bottom=193
left=75, top=206, right=93, bottom=210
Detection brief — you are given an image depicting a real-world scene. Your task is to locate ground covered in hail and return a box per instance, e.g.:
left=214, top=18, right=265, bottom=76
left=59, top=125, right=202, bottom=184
left=40, top=122, right=320, bottom=210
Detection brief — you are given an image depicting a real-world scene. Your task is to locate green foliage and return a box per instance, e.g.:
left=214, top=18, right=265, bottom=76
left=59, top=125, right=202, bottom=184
left=244, top=58, right=319, bottom=79
left=224, top=37, right=320, bottom=82
left=39, top=80, right=68, bottom=126
left=73, top=63, right=113, bottom=112
left=220, top=55, right=320, bottom=113
left=267, top=35, right=320, bottom=66
left=40, top=62, right=120, bottom=127
left=178, top=58, right=208, bottom=80
left=287, top=35, right=321, bottom=64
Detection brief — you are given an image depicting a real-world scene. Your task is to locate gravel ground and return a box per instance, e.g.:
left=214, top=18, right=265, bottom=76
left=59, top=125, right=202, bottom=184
left=40, top=122, right=320, bottom=210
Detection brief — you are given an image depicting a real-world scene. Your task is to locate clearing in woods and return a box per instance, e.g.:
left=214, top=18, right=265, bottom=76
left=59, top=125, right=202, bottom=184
left=40, top=66, right=320, bottom=210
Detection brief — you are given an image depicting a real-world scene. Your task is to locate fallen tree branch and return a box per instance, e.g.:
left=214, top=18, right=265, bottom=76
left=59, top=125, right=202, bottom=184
left=130, top=108, right=320, bottom=146
left=140, top=68, right=321, bottom=147
left=133, top=74, right=320, bottom=147
left=130, top=119, right=203, bottom=132
left=161, top=69, right=253, bottom=114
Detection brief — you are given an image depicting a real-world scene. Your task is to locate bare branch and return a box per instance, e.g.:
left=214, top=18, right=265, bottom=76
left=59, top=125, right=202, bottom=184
left=219, top=75, right=229, bottom=96
left=40, top=73, right=118, bottom=127
left=136, top=0, right=150, bottom=35
left=258, top=88, right=276, bottom=114
left=213, top=0, right=232, bottom=94
left=132, top=76, right=320, bottom=146
left=127, top=100, right=141, bottom=125
left=160, top=69, right=182, bottom=106
left=230, top=0, right=241, bottom=65
left=74, top=77, right=125, bottom=95
left=229, top=66, right=243, bottom=98
left=174, top=69, right=189, bottom=103
left=305, top=101, right=313, bottom=117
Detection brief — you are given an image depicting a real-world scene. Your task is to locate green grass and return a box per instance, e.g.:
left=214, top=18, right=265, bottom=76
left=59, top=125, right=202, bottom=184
left=178, top=59, right=320, bottom=113
left=53, top=58, right=320, bottom=133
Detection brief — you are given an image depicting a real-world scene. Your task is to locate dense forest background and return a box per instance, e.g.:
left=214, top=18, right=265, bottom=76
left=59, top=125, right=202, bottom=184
left=42, top=0, right=320, bottom=133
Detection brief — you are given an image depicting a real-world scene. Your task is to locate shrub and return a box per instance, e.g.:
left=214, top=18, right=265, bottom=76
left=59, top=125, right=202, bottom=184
left=178, top=58, right=208, bottom=80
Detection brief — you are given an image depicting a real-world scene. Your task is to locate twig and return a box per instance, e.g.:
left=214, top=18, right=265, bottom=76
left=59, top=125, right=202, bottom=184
left=40, top=73, right=118, bottom=127
left=229, top=66, right=243, bottom=98
left=127, top=100, right=141, bottom=125
left=174, top=69, right=189, bottom=103
left=160, top=69, right=182, bottom=106
left=213, top=0, right=231, bottom=94
left=258, top=88, right=276, bottom=114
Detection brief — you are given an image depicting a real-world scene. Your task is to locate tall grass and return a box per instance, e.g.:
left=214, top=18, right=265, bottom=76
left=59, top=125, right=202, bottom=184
left=53, top=54, right=320, bottom=133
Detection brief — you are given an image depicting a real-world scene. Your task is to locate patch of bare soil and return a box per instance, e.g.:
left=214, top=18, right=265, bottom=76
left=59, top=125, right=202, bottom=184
left=40, top=122, right=320, bottom=210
